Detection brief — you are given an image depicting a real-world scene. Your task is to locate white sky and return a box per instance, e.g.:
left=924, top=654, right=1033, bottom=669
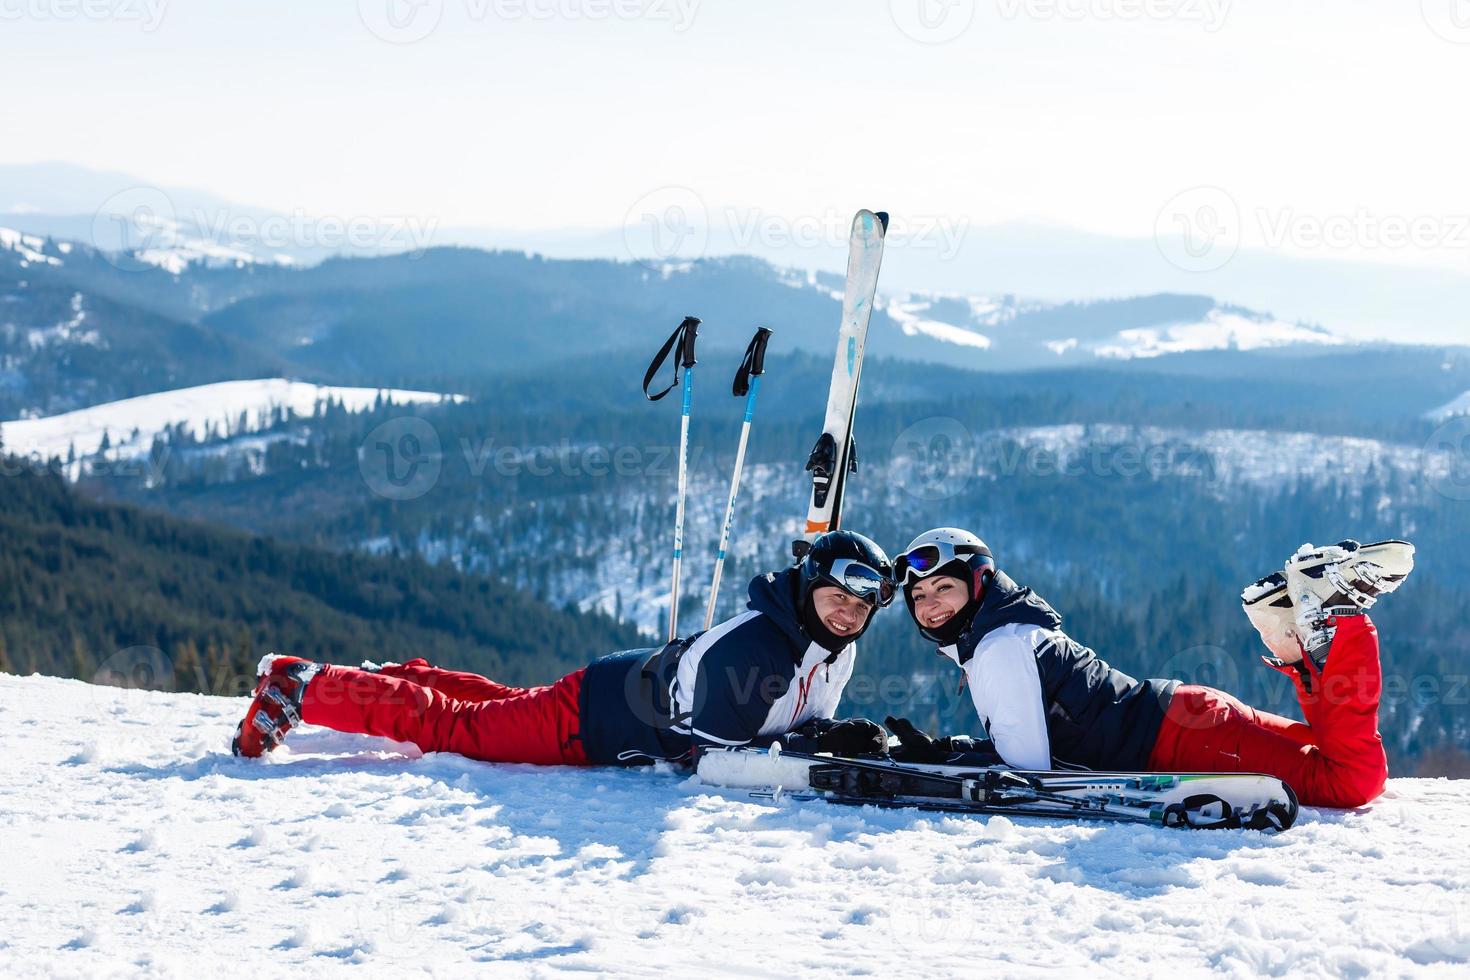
left=2, top=0, right=1469, bottom=271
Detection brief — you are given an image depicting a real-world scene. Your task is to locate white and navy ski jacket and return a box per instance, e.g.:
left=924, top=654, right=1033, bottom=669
left=576, top=569, right=855, bottom=765
left=939, top=572, right=1178, bottom=771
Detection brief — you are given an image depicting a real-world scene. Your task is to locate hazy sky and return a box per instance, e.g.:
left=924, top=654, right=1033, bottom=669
left=3, top=0, right=1469, bottom=273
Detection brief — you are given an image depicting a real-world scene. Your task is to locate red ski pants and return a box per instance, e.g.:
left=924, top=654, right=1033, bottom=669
left=300, top=658, right=589, bottom=766
left=1148, top=615, right=1387, bottom=808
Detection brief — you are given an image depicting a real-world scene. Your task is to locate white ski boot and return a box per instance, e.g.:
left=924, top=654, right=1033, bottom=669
left=1243, top=539, right=1414, bottom=675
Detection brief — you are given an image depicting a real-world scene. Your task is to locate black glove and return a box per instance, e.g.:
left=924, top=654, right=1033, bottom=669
left=885, top=716, right=987, bottom=764
left=791, top=717, right=888, bottom=757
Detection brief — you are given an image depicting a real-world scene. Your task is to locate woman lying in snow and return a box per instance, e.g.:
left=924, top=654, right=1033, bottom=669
left=232, top=530, right=896, bottom=767
left=883, top=529, right=1414, bottom=808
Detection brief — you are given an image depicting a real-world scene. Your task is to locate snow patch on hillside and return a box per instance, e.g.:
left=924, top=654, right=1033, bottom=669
left=1093, top=310, right=1344, bottom=359
left=24, top=292, right=101, bottom=350
left=0, top=226, right=61, bottom=266
left=0, top=378, right=464, bottom=463
left=1, top=674, right=1466, bottom=976
left=1427, top=390, right=1470, bottom=421
left=887, top=298, right=992, bottom=350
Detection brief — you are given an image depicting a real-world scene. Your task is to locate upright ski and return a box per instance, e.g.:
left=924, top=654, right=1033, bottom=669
left=698, top=746, right=1300, bottom=832
left=802, top=209, right=888, bottom=537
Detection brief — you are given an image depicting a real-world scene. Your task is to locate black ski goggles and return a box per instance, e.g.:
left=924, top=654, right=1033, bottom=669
left=817, top=558, right=896, bottom=608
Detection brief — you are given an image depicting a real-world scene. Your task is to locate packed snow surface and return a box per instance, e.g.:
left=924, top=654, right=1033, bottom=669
left=2, top=674, right=1468, bottom=977
left=0, top=378, right=463, bottom=462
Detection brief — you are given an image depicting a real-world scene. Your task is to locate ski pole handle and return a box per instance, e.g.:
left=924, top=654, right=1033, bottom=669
left=643, top=315, right=701, bottom=402
left=705, top=327, right=773, bottom=630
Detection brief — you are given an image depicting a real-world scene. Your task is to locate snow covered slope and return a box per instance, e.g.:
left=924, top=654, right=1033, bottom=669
left=0, top=379, right=462, bottom=463
left=1427, top=390, right=1470, bottom=421
left=2, top=673, right=1467, bottom=976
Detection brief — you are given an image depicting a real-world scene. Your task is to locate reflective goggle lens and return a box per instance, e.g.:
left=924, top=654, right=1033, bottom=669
left=827, top=559, right=896, bottom=607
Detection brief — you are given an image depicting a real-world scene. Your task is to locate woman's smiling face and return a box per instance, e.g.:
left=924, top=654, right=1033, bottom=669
left=908, top=574, right=971, bottom=632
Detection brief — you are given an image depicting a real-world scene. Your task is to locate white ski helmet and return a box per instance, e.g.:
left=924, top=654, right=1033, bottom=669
left=895, top=528, right=996, bottom=643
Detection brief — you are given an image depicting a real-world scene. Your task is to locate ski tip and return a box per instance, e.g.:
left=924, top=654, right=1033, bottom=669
left=874, top=211, right=890, bottom=233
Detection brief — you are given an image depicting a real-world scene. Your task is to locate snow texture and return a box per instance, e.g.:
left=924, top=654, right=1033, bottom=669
left=0, top=378, right=464, bottom=461
left=1427, top=390, right=1470, bottom=421
left=1090, top=310, right=1344, bottom=359
left=886, top=297, right=992, bottom=350
left=2, top=673, right=1467, bottom=977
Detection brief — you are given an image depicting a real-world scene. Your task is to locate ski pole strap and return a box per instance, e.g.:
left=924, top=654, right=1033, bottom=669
left=643, top=315, right=701, bottom=402
left=732, top=326, right=773, bottom=397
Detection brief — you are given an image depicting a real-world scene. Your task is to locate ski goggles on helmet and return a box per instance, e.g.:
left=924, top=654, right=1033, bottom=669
left=895, top=542, right=989, bottom=587
left=814, top=558, right=896, bottom=607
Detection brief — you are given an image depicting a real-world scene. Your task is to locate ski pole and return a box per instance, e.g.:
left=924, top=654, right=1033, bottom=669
left=705, top=327, right=773, bottom=630
left=644, top=315, right=701, bottom=642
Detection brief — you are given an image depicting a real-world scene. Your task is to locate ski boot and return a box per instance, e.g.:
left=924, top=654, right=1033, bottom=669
left=231, top=655, right=323, bottom=757
left=1242, top=539, right=1414, bottom=681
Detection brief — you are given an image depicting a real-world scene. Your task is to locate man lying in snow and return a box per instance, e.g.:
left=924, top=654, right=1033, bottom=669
left=232, top=530, right=896, bottom=767
left=883, top=529, right=1414, bottom=809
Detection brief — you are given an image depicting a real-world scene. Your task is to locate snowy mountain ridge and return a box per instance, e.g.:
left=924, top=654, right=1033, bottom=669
left=2, top=673, right=1465, bottom=977
left=0, top=379, right=463, bottom=464
left=876, top=289, right=1347, bottom=364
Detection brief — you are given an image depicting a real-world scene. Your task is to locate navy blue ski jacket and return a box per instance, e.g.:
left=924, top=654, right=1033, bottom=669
left=940, top=572, right=1179, bottom=771
left=576, top=569, right=857, bottom=766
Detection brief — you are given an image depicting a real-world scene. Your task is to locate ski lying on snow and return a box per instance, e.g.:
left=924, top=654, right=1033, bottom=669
left=697, top=745, right=1300, bottom=831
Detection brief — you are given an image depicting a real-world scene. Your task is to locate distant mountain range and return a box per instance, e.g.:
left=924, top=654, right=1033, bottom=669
left=6, top=161, right=1469, bottom=346
left=7, top=217, right=1469, bottom=426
